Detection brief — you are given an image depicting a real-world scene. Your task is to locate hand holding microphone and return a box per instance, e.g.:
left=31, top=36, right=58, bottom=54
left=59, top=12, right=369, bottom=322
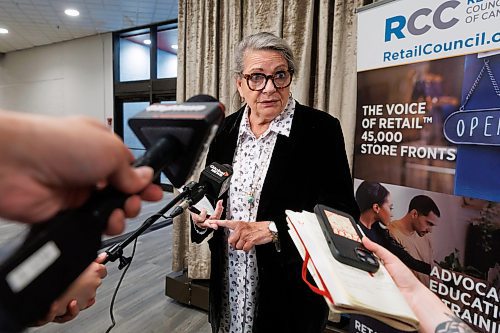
left=0, top=95, right=226, bottom=328
left=191, top=199, right=224, bottom=230
left=169, top=162, right=232, bottom=230
left=188, top=162, right=230, bottom=229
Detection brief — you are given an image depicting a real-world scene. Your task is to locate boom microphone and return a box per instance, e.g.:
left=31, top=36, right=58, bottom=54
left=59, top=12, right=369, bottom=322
left=171, top=162, right=232, bottom=218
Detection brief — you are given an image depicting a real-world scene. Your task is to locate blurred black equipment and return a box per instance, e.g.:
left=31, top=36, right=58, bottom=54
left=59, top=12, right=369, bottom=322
left=129, top=96, right=224, bottom=188
left=104, top=161, right=232, bottom=266
left=0, top=96, right=224, bottom=329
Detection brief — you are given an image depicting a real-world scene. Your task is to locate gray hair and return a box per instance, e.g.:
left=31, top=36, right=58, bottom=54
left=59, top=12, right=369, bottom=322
left=234, top=32, right=296, bottom=74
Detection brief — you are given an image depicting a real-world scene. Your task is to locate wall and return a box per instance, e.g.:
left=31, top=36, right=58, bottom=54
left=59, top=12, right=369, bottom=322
left=0, top=33, right=113, bottom=122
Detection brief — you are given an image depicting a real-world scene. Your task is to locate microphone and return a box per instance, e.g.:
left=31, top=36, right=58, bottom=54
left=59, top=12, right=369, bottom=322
left=170, top=162, right=232, bottom=218
left=129, top=95, right=225, bottom=187
left=186, top=94, right=218, bottom=103
left=0, top=95, right=225, bottom=328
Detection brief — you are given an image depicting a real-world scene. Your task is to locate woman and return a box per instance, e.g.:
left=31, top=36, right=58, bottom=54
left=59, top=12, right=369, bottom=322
left=355, top=181, right=431, bottom=275
left=191, top=32, right=359, bottom=333
left=355, top=180, right=393, bottom=236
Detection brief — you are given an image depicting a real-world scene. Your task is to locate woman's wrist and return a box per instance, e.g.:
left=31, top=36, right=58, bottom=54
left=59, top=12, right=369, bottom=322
left=192, top=220, right=208, bottom=234
left=267, top=221, right=281, bottom=252
left=408, top=283, right=454, bottom=333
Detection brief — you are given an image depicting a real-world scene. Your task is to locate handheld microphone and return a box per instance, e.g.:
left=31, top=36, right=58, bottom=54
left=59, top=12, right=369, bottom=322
left=129, top=96, right=225, bottom=188
left=171, top=162, right=232, bottom=218
left=0, top=96, right=225, bottom=328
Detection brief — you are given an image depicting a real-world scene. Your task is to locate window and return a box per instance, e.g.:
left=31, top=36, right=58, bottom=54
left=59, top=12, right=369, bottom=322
left=122, top=101, right=149, bottom=158
left=157, top=23, right=178, bottom=79
left=113, top=20, right=178, bottom=192
left=119, top=29, right=151, bottom=82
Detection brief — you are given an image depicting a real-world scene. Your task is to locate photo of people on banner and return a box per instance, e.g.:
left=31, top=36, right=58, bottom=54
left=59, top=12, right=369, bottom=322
left=353, top=180, right=499, bottom=333
left=354, top=52, right=500, bottom=333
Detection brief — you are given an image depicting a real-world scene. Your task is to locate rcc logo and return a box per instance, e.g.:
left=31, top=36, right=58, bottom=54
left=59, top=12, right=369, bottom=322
left=385, top=0, right=460, bottom=42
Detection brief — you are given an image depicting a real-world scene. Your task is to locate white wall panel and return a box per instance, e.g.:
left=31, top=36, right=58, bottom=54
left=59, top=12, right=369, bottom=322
left=0, top=33, right=113, bottom=123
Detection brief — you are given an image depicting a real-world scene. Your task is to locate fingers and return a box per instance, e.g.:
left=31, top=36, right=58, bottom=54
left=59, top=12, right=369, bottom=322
left=53, top=300, right=80, bottom=324
left=94, top=254, right=108, bottom=278
left=212, top=200, right=224, bottom=219
left=362, top=237, right=396, bottom=264
left=96, top=263, right=107, bottom=279
left=362, top=237, right=418, bottom=289
left=104, top=183, right=163, bottom=236
left=242, top=242, right=254, bottom=252
left=191, top=208, right=208, bottom=224
left=123, top=195, right=142, bottom=218
left=228, top=231, right=247, bottom=251
left=361, top=237, right=378, bottom=252
left=220, top=221, right=270, bottom=252
left=229, top=232, right=254, bottom=252
left=95, top=252, right=107, bottom=264
left=34, top=302, right=58, bottom=326
left=213, top=219, right=238, bottom=229
left=235, top=238, right=246, bottom=250
left=139, top=184, right=163, bottom=202
left=191, top=208, right=219, bottom=230
left=106, top=208, right=126, bottom=235
left=84, top=297, right=96, bottom=309
left=227, top=228, right=241, bottom=246
left=109, top=166, right=154, bottom=195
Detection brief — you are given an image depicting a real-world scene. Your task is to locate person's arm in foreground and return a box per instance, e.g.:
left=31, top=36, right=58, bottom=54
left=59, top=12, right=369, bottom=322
left=362, top=237, right=475, bottom=333
left=0, top=110, right=162, bottom=326
left=0, top=110, right=163, bottom=232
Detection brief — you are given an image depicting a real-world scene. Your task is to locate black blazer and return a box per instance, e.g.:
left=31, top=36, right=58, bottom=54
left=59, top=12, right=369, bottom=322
left=192, top=101, right=360, bottom=333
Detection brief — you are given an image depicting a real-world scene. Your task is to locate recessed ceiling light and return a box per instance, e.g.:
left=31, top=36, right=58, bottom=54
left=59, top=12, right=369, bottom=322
left=0, top=28, right=8, bottom=34
left=64, top=9, right=80, bottom=17
left=143, top=39, right=151, bottom=45
left=171, top=44, right=178, bottom=49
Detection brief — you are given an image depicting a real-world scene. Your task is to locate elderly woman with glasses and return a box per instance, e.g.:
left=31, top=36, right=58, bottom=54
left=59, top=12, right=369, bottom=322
left=190, top=32, right=359, bottom=333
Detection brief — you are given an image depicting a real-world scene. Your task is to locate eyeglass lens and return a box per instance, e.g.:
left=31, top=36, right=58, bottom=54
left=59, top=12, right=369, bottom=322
left=246, top=71, right=292, bottom=91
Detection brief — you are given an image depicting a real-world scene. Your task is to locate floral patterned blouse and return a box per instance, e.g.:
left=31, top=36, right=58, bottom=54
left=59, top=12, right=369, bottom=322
left=219, top=97, right=295, bottom=333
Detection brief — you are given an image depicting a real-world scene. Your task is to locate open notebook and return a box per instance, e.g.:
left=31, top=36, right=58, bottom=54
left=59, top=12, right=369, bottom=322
left=286, top=209, right=419, bottom=332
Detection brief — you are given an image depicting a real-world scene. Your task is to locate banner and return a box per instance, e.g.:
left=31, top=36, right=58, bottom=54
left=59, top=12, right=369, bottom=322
left=357, top=0, right=500, bottom=71
left=355, top=1, right=499, bottom=332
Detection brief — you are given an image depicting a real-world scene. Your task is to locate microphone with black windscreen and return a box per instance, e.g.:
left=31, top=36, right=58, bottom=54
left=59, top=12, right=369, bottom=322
left=0, top=95, right=225, bottom=329
left=129, top=95, right=224, bottom=187
left=170, top=162, right=233, bottom=218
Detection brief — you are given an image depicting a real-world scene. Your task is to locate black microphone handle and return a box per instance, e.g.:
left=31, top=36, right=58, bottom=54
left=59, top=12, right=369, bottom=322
left=86, top=135, right=182, bottom=227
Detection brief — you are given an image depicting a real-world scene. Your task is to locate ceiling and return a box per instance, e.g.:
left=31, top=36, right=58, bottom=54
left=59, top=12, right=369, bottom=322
left=0, top=0, right=178, bottom=54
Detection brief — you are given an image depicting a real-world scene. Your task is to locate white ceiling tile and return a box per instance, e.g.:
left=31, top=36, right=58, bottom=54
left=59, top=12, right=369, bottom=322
left=84, top=0, right=103, bottom=4
left=34, top=0, right=51, bottom=5
left=0, top=0, right=178, bottom=53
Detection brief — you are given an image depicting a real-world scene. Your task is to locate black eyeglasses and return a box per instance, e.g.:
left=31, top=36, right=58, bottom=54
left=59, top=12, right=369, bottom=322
left=241, top=69, right=294, bottom=91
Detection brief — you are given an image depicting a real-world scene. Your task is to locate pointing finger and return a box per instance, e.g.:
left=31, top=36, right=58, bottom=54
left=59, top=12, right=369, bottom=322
left=212, top=220, right=238, bottom=229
